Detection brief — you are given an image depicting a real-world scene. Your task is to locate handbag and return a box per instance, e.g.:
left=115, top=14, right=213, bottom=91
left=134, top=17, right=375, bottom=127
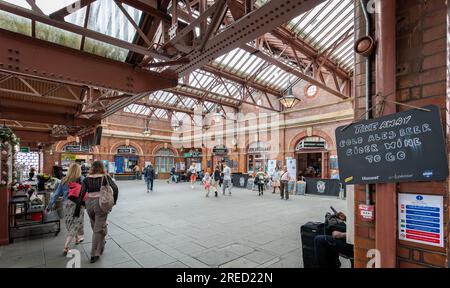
left=67, top=179, right=87, bottom=204
left=99, top=175, right=115, bottom=213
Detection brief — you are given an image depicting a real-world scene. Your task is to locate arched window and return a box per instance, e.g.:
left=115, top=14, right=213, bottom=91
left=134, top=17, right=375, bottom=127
left=155, top=148, right=175, bottom=173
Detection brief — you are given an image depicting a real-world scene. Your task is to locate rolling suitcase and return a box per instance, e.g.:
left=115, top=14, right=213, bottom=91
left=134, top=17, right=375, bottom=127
left=300, top=222, right=325, bottom=268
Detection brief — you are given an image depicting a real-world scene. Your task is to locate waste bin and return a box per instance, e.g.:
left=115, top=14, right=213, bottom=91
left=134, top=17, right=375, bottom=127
left=296, top=181, right=306, bottom=195
left=247, top=178, right=255, bottom=190
left=287, top=180, right=296, bottom=194
left=232, top=173, right=249, bottom=188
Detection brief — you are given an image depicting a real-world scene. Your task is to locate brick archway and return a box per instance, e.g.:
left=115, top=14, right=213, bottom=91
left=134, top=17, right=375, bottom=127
left=55, top=138, right=100, bottom=154
left=288, top=129, right=334, bottom=153
left=152, top=143, right=179, bottom=157
left=109, top=140, right=144, bottom=156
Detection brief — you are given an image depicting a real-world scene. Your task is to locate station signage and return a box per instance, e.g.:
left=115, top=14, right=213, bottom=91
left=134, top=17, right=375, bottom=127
left=335, top=105, right=449, bottom=185
left=20, top=147, right=30, bottom=153
left=213, top=145, right=228, bottom=155
left=184, top=150, right=202, bottom=158
left=398, top=193, right=444, bottom=248
left=64, top=145, right=90, bottom=153
left=295, top=141, right=326, bottom=151
left=248, top=141, right=271, bottom=154
left=117, top=148, right=133, bottom=154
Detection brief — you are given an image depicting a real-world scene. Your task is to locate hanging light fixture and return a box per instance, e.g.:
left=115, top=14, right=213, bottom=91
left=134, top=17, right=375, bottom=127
left=214, top=107, right=224, bottom=123
left=280, top=77, right=301, bottom=109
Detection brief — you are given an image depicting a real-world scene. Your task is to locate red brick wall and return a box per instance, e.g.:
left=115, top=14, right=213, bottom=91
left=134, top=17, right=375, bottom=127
left=353, top=0, right=449, bottom=268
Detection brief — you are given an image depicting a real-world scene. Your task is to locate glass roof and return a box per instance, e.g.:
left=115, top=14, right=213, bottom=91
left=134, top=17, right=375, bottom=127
left=2, top=0, right=354, bottom=122
left=285, top=0, right=354, bottom=71
left=2, top=0, right=142, bottom=61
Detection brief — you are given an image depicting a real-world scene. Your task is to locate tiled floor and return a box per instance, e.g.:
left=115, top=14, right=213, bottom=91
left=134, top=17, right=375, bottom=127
left=0, top=180, right=348, bottom=268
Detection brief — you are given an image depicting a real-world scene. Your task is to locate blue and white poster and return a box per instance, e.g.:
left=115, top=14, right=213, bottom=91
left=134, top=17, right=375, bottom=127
left=267, top=160, right=277, bottom=177
left=398, top=193, right=444, bottom=248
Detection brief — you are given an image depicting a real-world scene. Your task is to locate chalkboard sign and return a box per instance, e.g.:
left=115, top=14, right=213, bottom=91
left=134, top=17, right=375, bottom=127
left=335, top=105, right=448, bottom=185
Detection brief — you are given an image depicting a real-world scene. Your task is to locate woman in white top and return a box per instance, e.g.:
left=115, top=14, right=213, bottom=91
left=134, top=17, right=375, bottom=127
left=189, top=163, right=197, bottom=189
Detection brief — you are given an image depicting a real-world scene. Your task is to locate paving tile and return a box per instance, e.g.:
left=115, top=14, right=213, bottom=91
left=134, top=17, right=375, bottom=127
left=220, top=257, right=260, bottom=268
left=134, top=250, right=176, bottom=268
left=218, top=243, right=254, bottom=257
left=157, top=261, right=189, bottom=268
left=0, top=250, right=45, bottom=268
left=119, top=240, right=157, bottom=256
left=110, top=233, right=140, bottom=245
left=193, top=249, right=241, bottom=267
left=244, top=250, right=278, bottom=265
left=178, top=256, right=210, bottom=268
left=111, top=260, right=142, bottom=268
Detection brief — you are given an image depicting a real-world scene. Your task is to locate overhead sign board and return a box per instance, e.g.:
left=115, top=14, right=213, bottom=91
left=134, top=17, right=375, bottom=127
left=248, top=141, right=271, bottom=154
left=398, top=194, right=444, bottom=248
left=64, top=145, right=90, bottom=153
left=213, top=145, right=228, bottom=155
left=335, top=105, right=448, bottom=185
left=20, top=147, right=30, bottom=153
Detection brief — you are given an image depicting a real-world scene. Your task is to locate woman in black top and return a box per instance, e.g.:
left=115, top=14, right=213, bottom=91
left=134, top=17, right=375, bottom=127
left=80, top=161, right=118, bottom=263
left=213, top=166, right=221, bottom=197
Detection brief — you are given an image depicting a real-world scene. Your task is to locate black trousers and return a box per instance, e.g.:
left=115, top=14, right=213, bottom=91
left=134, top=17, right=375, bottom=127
left=314, top=235, right=354, bottom=268
left=146, top=178, right=154, bottom=191
left=257, top=183, right=264, bottom=194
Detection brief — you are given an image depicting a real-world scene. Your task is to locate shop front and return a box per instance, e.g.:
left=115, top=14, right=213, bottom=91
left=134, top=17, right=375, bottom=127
left=183, top=148, right=202, bottom=171
left=114, top=145, right=139, bottom=180
left=154, top=148, right=175, bottom=179
left=247, top=141, right=271, bottom=175
left=295, top=136, right=330, bottom=180
left=60, top=142, right=94, bottom=177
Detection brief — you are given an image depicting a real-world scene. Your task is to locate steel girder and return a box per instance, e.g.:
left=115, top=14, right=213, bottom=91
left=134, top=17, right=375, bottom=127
left=242, top=45, right=350, bottom=100
left=226, top=0, right=351, bottom=99
left=0, top=29, right=177, bottom=94
left=171, top=0, right=327, bottom=76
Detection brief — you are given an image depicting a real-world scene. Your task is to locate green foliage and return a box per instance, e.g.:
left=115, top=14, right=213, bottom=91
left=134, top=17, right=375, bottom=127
left=0, top=128, right=20, bottom=147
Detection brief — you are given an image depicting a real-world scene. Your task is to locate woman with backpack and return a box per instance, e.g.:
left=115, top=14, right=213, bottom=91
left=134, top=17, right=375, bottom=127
left=78, top=161, right=118, bottom=263
left=45, top=163, right=85, bottom=256
left=255, top=167, right=267, bottom=197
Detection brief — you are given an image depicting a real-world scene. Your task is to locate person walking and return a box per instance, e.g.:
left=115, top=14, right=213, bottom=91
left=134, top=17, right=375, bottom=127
left=272, top=167, right=281, bottom=194
left=280, top=166, right=291, bottom=200
left=189, top=163, right=197, bottom=189
left=168, top=166, right=178, bottom=183
left=222, top=162, right=232, bottom=196
left=202, top=172, right=212, bottom=197
left=45, top=163, right=85, bottom=255
left=255, top=167, right=267, bottom=197
left=77, top=161, right=118, bottom=263
left=133, top=164, right=141, bottom=180
left=213, top=166, right=221, bottom=197
left=144, top=164, right=155, bottom=193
